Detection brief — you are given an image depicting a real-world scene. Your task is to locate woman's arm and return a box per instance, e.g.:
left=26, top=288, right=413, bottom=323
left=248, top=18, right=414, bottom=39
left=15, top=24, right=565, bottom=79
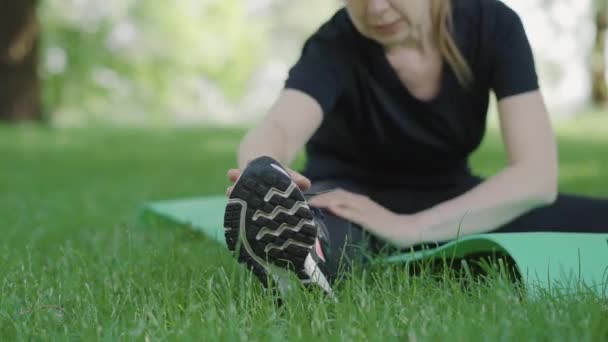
left=225, top=89, right=323, bottom=196
left=309, top=90, right=558, bottom=248
left=228, top=34, right=342, bottom=193
left=236, top=89, right=323, bottom=169
left=407, top=3, right=558, bottom=245
left=409, top=90, right=558, bottom=244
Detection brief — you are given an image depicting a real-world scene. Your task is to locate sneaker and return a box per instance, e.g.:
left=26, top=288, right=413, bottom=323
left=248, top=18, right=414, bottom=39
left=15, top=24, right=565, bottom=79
left=223, top=156, right=334, bottom=298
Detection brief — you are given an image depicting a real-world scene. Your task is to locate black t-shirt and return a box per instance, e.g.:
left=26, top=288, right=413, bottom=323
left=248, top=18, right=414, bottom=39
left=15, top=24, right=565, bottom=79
left=284, top=0, right=539, bottom=187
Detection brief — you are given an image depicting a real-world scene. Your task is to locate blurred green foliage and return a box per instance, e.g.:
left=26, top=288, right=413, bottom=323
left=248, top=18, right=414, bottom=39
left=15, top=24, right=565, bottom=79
left=39, top=0, right=269, bottom=125
left=32, top=0, right=607, bottom=125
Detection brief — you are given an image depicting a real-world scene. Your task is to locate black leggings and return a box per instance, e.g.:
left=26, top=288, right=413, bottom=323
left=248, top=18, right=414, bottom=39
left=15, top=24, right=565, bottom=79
left=304, top=176, right=608, bottom=280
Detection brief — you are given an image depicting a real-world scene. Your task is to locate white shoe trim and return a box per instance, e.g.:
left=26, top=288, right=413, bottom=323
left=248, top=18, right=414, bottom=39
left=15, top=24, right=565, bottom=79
left=271, top=163, right=290, bottom=177
left=304, top=254, right=335, bottom=300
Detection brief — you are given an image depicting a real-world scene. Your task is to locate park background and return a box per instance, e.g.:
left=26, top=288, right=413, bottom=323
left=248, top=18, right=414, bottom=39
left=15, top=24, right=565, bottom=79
left=1, top=1, right=607, bottom=340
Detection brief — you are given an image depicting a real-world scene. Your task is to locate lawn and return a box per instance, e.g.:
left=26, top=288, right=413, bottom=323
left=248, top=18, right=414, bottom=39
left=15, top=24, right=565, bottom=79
left=1, top=115, right=607, bottom=340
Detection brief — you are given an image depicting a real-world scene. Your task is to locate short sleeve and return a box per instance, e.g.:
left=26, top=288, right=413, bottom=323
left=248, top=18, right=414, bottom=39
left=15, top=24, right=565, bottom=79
left=490, top=3, right=539, bottom=100
left=284, top=37, right=345, bottom=114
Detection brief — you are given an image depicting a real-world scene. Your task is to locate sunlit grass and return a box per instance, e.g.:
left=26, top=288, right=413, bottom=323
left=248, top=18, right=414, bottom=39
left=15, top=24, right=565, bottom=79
left=1, top=115, right=607, bottom=340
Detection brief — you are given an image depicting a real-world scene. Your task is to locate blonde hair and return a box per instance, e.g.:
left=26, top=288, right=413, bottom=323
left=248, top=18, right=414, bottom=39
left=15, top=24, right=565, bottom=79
left=430, top=0, right=473, bottom=87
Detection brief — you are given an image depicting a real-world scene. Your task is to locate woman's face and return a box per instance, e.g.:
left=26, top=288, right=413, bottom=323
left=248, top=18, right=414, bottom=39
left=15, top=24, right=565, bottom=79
left=344, top=0, right=430, bottom=47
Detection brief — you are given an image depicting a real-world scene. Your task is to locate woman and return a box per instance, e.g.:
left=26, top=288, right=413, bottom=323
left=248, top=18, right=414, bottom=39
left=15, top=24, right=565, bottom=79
left=223, top=0, right=608, bottom=295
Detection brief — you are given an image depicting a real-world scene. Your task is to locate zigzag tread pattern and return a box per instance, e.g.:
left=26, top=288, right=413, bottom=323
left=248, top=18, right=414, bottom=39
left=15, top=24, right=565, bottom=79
left=253, top=201, right=309, bottom=221
left=264, top=238, right=314, bottom=253
left=223, top=156, right=335, bottom=297
left=224, top=158, right=318, bottom=282
left=256, top=218, right=315, bottom=240
left=264, top=182, right=296, bottom=202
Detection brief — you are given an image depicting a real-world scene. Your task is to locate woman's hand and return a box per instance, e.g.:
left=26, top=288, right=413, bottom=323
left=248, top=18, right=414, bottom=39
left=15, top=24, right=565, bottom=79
left=225, top=167, right=312, bottom=197
left=308, top=189, right=420, bottom=247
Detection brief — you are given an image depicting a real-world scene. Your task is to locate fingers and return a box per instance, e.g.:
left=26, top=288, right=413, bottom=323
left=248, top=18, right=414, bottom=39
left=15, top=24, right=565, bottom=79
left=226, top=185, right=234, bottom=197
left=327, top=204, right=365, bottom=223
left=288, top=170, right=312, bottom=191
left=308, top=190, right=338, bottom=207
left=227, top=169, right=240, bottom=183
left=309, top=188, right=363, bottom=207
left=312, top=195, right=369, bottom=226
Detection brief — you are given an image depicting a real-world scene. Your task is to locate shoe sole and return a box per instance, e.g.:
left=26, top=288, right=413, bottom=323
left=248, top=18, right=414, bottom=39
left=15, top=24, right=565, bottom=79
left=223, top=157, right=333, bottom=296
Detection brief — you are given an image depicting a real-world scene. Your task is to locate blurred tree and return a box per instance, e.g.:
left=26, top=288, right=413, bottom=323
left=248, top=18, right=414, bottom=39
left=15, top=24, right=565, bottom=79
left=39, top=0, right=268, bottom=125
left=0, top=0, right=42, bottom=121
left=591, top=0, right=607, bottom=107
left=262, top=0, right=341, bottom=62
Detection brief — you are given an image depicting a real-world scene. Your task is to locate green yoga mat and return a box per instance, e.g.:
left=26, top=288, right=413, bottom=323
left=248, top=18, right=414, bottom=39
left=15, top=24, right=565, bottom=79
left=138, top=196, right=608, bottom=296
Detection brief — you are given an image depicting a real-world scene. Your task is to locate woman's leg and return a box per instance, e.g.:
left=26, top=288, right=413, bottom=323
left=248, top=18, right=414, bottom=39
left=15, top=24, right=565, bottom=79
left=304, top=179, right=377, bottom=283
left=495, top=193, right=608, bottom=233
left=305, top=175, right=608, bottom=284
left=369, top=174, right=608, bottom=235
left=413, top=175, right=608, bottom=234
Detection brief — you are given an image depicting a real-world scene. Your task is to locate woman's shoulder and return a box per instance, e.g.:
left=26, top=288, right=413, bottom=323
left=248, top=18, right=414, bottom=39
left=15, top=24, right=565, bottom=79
left=302, top=7, right=370, bottom=54
left=453, top=0, right=528, bottom=56
left=296, top=8, right=367, bottom=62
left=310, top=8, right=356, bottom=43
left=454, top=0, right=523, bottom=28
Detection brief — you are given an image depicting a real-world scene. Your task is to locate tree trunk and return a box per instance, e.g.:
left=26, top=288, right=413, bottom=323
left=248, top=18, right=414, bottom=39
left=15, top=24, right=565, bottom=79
left=0, top=0, right=42, bottom=121
left=591, top=1, right=608, bottom=107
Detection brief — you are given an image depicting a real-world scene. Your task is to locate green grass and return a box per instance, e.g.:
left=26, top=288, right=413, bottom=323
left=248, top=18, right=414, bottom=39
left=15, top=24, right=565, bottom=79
left=1, top=117, right=607, bottom=341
